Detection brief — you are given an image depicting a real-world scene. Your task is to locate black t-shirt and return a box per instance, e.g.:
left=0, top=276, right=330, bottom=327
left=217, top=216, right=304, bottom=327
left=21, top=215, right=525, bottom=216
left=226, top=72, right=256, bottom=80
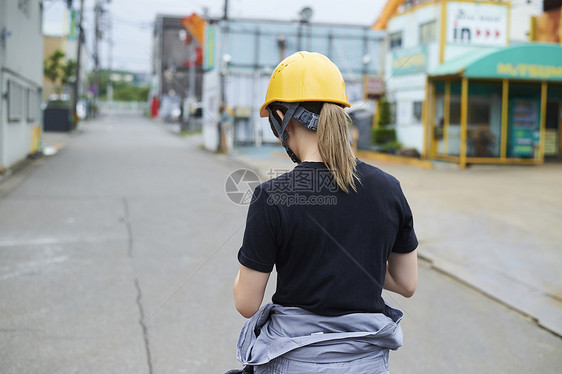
left=237, top=160, right=418, bottom=316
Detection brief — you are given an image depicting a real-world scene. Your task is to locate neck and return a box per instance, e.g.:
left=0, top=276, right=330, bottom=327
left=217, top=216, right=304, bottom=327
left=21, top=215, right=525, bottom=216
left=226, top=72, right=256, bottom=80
left=291, top=124, right=323, bottom=162
left=298, top=144, right=323, bottom=162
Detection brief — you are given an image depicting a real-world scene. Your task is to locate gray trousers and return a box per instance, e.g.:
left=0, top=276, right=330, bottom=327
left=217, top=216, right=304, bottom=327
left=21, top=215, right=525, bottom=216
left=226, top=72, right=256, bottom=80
left=253, top=349, right=389, bottom=374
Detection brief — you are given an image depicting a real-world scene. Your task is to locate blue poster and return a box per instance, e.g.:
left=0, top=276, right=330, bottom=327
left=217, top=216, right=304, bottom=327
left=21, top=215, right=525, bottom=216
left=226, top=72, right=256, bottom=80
left=508, top=99, right=540, bottom=158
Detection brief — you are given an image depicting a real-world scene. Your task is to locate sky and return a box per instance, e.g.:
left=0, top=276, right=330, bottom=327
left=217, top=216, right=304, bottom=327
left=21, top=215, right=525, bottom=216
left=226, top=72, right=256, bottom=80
left=43, top=0, right=385, bottom=73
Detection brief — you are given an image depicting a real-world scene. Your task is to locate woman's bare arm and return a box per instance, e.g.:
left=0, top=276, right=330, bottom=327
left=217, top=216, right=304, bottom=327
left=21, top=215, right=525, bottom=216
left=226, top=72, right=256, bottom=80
left=233, top=265, right=270, bottom=318
left=384, top=249, right=418, bottom=298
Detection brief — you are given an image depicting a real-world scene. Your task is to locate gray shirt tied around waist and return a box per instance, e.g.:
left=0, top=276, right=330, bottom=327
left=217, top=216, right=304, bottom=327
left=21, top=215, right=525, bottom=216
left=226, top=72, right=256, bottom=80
left=237, top=303, right=404, bottom=366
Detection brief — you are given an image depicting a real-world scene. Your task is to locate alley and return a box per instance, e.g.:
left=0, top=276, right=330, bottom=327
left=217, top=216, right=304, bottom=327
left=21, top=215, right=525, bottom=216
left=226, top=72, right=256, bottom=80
left=0, top=113, right=560, bottom=373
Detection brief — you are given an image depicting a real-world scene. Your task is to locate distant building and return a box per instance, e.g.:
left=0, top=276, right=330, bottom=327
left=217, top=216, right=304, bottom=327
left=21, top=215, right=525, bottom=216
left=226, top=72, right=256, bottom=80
left=151, top=14, right=204, bottom=121
left=380, top=0, right=561, bottom=167
left=0, top=0, right=43, bottom=172
left=202, top=17, right=385, bottom=151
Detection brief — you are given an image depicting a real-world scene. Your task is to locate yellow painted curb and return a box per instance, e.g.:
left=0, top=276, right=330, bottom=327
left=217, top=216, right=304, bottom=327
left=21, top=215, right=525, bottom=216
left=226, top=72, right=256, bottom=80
left=356, top=150, right=434, bottom=169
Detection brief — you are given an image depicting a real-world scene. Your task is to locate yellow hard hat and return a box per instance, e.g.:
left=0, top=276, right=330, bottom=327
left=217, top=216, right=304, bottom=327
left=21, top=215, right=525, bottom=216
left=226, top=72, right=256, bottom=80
left=259, top=51, right=350, bottom=117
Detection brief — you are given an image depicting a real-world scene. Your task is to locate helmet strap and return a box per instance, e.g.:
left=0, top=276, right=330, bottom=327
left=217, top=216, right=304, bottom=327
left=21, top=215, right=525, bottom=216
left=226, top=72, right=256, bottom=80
left=267, top=103, right=301, bottom=164
left=293, top=105, right=320, bottom=131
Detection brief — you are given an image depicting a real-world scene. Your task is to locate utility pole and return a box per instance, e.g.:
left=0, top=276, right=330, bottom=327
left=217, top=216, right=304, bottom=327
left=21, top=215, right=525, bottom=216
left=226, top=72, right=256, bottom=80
left=220, top=0, right=229, bottom=104
left=107, top=16, right=113, bottom=103
left=223, top=0, right=229, bottom=20
left=93, top=0, right=101, bottom=118
left=186, top=39, right=196, bottom=131
left=218, top=0, right=230, bottom=152
left=72, top=0, right=84, bottom=126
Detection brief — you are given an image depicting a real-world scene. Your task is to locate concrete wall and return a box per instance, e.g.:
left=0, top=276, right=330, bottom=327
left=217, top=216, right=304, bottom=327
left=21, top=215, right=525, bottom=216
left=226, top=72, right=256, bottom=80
left=0, top=0, right=43, bottom=171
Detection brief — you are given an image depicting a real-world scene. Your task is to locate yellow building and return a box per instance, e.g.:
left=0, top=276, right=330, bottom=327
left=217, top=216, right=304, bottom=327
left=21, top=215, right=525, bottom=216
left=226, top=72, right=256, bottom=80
left=427, top=43, right=562, bottom=167
left=374, top=0, right=561, bottom=167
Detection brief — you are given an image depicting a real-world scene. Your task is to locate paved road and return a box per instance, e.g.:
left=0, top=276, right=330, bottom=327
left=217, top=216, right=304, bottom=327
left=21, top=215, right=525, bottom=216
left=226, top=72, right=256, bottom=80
left=0, top=112, right=560, bottom=373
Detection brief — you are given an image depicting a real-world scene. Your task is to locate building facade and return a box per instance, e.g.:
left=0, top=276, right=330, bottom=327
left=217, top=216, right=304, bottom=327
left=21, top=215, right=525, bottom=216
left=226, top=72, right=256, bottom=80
left=151, top=14, right=204, bottom=121
left=385, top=0, right=558, bottom=165
left=0, top=0, right=44, bottom=172
left=202, top=18, right=385, bottom=152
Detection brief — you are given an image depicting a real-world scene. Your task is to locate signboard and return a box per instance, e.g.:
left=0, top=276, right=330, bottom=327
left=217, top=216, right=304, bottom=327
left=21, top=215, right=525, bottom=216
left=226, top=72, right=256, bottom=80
left=364, top=76, right=385, bottom=98
left=181, top=13, right=206, bottom=46
left=447, top=2, right=508, bottom=46
left=459, top=44, right=562, bottom=81
left=392, top=45, right=427, bottom=76
left=204, top=26, right=216, bottom=71
left=68, top=9, right=78, bottom=41
left=509, top=99, right=540, bottom=158
left=496, top=63, right=562, bottom=80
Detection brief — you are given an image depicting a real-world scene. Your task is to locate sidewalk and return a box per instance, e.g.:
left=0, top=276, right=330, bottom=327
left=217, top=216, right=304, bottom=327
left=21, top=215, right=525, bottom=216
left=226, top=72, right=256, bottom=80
left=231, top=144, right=562, bottom=337
left=42, top=129, right=77, bottom=152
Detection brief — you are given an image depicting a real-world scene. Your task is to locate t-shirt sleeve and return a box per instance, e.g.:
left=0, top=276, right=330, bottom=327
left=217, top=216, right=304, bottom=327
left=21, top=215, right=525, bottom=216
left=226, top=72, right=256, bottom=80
left=237, top=185, right=278, bottom=273
left=392, top=182, right=419, bottom=254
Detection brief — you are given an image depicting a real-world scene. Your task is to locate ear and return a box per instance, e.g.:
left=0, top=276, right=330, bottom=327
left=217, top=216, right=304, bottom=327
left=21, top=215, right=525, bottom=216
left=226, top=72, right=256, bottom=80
left=284, top=120, right=294, bottom=135
left=276, top=109, right=284, bottom=121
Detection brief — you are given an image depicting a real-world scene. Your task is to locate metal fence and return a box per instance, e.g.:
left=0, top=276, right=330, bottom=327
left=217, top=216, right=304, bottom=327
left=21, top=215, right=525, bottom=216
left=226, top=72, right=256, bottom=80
left=97, top=101, right=148, bottom=112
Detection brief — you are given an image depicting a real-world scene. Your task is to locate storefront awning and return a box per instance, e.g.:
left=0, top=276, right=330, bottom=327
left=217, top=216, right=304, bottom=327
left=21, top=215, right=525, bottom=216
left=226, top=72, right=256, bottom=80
left=429, top=43, right=562, bottom=82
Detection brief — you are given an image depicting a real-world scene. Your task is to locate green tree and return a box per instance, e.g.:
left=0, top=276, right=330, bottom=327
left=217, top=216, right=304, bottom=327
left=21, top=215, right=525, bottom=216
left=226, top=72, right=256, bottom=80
left=87, top=70, right=109, bottom=98
left=44, top=50, right=65, bottom=94
left=378, top=96, right=391, bottom=127
left=43, top=49, right=76, bottom=96
left=372, top=96, right=398, bottom=150
left=61, top=59, right=76, bottom=87
left=88, top=69, right=149, bottom=101
left=114, top=86, right=149, bottom=102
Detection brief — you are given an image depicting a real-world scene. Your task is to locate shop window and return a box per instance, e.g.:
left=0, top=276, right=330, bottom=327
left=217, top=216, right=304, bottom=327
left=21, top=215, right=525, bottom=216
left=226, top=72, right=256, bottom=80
left=449, top=97, right=461, bottom=125
left=419, top=21, right=436, bottom=44
left=8, top=80, right=24, bottom=122
left=389, top=32, right=402, bottom=50
left=467, top=100, right=495, bottom=157
left=465, top=82, right=503, bottom=158
left=433, top=94, right=445, bottom=154
left=27, top=88, right=37, bottom=122
left=413, top=101, right=423, bottom=123
left=468, top=101, right=490, bottom=125
left=447, top=96, right=462, bottom=156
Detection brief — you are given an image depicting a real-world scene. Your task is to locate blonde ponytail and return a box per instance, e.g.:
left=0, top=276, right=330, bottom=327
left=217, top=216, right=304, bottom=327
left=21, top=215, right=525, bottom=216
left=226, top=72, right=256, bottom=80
left=316, top=103, right=360, bottom=193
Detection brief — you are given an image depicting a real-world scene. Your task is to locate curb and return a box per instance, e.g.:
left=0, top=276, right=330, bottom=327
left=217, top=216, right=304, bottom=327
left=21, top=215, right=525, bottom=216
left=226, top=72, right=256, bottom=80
left=0, top=130, right=78, bottom=196
left=0, top=157, right=35, bottom=185
left=356, top=150, right=434, bottom=169
left=417, top=251, right=562, bottom=338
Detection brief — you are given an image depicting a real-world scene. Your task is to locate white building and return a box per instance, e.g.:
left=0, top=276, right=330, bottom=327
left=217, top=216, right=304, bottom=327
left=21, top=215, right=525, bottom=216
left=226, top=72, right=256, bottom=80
left=202, top=18, right=385, bottom=152
left=0, top=0, right=44, bottom=172
left=384, top=0, right=542, bottom=154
